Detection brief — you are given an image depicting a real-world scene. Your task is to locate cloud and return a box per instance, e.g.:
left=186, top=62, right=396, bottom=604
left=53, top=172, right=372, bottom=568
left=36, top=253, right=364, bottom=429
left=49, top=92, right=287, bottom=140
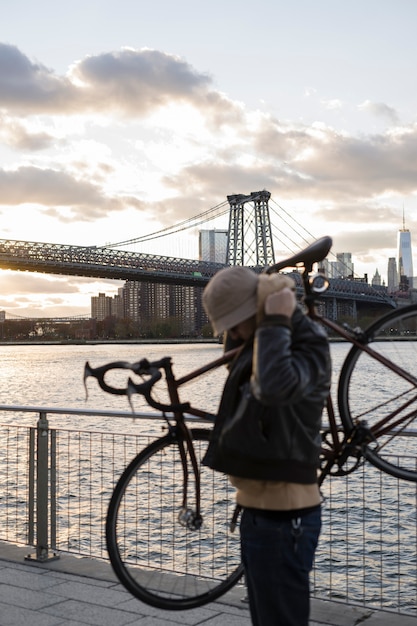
left=316, top=202, right=400, bottom=227
left=0, top=114, right=55, bottom=151
left=0, top=44, right=238, bottom=123
left=245, top=115, right=417, bottom=201
left=0, top=271, right=123, bottom=317
left=0, top=43, right=76, bottom=113
left=71, top=48, right=211, bottom=111
left=295, top=128, right=417, bottom=198
left=0, top=272, right=77, bottom=294
left=0, top=165, right=145, bottom=220
left=2, top=42, right=413, bottom=220
left=333, top=227, right=396, bottom=253
left=321, top=98, right=343, bottom=110
left=358, top=100, right=399, bottom=124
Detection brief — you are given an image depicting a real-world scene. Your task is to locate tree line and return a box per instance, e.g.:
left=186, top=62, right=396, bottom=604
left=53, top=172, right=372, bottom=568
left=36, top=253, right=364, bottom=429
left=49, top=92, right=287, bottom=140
left=0, top=316, right=214, bottom=341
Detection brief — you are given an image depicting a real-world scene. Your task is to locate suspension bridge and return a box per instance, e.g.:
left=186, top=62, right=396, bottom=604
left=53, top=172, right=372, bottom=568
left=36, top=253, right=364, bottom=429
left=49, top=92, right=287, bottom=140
left=0, top=191, right=395, bottom=318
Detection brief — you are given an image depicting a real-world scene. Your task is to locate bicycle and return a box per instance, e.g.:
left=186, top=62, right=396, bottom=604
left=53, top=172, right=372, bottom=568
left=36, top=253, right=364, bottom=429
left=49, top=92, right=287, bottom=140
left=84, top=235, right=417, bottom=611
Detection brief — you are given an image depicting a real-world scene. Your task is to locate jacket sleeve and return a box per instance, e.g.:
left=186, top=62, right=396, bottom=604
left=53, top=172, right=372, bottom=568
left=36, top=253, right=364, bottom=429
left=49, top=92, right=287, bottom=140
left=251, top=306, right=331, bottom=406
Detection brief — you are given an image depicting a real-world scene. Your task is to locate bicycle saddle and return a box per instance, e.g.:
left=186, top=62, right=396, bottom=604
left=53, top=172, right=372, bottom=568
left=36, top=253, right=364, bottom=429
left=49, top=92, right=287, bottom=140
left=266, top=236, right=333, bottom=274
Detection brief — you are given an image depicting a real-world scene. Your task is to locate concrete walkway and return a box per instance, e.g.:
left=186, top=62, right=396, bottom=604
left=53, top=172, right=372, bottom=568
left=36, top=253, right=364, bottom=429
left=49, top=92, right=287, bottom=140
left=0, top=543, right=414, bottom=626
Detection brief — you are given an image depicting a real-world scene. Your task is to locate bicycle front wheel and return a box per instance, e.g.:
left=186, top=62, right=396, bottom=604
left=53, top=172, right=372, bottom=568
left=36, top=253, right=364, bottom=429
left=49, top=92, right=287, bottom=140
left=338, top=304, right=417, bottom=481
left=106, top=428, right=243, bottom=610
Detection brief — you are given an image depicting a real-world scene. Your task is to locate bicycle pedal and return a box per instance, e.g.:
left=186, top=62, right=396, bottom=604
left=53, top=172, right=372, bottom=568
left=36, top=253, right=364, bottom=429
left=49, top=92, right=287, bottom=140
left=178, top=507, right=202, bottom=530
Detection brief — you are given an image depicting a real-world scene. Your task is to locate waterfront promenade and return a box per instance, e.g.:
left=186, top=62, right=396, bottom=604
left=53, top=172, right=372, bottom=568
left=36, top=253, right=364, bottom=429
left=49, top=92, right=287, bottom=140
left=0, top=543, right=414, bottom=626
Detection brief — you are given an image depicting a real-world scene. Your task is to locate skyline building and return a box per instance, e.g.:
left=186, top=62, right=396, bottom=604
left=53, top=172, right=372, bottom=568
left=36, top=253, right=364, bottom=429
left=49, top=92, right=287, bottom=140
left=91, top=292, right=113, bottom=321
left=320, top=253, right=354, bottom=279
left=92, top=279, right=207, bottom=336
left=387, top=257, right=398, bottom=293
left=371, top=269, right=381, bottom=286
left=335, top=252, right=354, bottom=278
left=398, top=214, right=413, bottom=291
left=199, top=229, right=228, bottom=263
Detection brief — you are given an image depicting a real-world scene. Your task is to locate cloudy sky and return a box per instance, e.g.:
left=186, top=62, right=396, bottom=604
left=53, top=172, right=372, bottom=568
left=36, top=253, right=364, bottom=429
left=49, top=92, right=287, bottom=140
left=1, top=0, right=417, bottom=317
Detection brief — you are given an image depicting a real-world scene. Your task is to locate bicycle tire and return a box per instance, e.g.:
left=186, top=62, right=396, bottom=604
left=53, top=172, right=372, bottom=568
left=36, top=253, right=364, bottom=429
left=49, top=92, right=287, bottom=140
left=338, top=303, right=417, bottom=481
left=106, top=427, right=244, bottom=610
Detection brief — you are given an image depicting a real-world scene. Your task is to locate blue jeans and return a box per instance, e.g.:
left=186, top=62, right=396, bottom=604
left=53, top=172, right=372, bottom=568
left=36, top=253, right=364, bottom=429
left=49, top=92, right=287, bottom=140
left=240, top=506, right=321, bottom=626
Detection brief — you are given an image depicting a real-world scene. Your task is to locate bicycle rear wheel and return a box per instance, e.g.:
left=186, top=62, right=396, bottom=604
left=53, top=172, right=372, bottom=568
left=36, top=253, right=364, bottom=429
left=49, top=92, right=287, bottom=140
left=338, top=304, right=417, bottom=481
left=106, top=427, right=243, bottom=610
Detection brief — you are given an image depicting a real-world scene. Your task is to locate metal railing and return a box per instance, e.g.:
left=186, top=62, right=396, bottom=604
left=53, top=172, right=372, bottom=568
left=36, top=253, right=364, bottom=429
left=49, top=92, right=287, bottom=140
left=0, top=404, right=415, bottom=616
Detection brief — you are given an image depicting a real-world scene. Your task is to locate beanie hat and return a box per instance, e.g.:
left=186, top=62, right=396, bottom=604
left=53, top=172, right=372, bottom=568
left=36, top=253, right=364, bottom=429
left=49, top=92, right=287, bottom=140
left=202, top=266, right=258, bottom=335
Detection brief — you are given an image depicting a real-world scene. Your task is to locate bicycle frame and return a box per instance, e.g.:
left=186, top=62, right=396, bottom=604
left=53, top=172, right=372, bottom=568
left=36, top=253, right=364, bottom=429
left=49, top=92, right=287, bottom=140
left=86, top=235, right=417, bottom=525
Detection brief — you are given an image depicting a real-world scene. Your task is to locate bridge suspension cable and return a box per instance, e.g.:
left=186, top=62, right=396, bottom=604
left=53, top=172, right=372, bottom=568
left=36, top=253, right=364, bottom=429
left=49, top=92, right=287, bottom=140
left=269, top=199, right=316, bottom=253
left=101, top=199, right=230, bottom=249
left=269, top=199, right=347, bottom=272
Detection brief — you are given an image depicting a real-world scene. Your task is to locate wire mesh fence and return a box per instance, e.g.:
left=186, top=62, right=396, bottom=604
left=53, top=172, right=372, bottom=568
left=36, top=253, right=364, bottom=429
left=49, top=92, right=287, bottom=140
left=0, top=408, right=415, bottom=616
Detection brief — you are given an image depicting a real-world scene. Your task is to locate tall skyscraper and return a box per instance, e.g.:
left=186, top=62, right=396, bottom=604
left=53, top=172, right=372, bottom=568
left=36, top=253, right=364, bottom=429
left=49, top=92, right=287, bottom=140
left=320, top=253, right=354, bottom=279
left=398, top=210, right=413, bottom=290
left=387, top=257, right=398, bottom=293
left=199, top=229, right=228, bottom=263
left=336, top=252, right=354, bottom=278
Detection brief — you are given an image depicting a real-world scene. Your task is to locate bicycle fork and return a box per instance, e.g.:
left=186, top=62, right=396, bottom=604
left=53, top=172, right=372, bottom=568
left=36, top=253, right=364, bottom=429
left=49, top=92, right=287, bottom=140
left=175, top=424, right=204, bottom=531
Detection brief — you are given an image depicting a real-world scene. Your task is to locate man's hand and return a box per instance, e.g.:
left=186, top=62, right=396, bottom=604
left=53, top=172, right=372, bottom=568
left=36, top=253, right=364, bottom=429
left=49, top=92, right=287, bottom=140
left=257, top=274, right=296, bottom=322
left=264, top=287, right=297, bottom=317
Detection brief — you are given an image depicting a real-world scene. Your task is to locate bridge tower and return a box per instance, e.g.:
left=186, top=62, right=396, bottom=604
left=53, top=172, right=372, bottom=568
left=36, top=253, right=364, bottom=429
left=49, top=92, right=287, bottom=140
left=226, top=190, right=275, bottom=267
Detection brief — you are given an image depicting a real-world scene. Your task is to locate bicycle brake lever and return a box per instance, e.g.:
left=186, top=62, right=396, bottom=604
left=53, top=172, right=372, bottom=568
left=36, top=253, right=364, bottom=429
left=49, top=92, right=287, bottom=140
left=126, top=377, right=191, bottom=414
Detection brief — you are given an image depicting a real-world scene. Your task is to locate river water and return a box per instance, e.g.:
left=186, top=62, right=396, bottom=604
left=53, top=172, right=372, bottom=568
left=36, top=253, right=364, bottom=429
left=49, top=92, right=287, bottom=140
left=0, top=341, right=415, bottom=614
left=0, top=342, right=231, bottom=418
left=0, top=341, right=350, bottom=418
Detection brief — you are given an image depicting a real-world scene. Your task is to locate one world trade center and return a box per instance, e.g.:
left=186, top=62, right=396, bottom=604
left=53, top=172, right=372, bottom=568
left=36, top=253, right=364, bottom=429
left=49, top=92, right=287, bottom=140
left=398, top=210, right=413, bottom=290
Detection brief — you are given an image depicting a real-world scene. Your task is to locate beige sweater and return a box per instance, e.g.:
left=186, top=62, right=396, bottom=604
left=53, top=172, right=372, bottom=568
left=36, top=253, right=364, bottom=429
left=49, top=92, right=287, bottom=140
left=229, top=476, right=321, bottom=511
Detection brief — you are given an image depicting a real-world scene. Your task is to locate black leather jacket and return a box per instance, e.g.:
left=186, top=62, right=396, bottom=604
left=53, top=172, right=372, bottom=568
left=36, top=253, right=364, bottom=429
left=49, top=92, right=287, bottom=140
left=202, top=307, right=331, bottom=484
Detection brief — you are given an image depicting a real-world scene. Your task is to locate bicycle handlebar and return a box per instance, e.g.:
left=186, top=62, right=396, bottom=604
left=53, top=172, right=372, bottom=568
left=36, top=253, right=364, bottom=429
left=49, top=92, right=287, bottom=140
left=84, top=357, right=191, bottom=413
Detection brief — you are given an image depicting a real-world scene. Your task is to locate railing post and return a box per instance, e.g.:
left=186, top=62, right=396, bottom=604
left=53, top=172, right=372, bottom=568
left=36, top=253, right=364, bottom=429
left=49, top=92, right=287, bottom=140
left=26, top=411, right=59, bottom=562
left=27, top=427, right=35, bottom=546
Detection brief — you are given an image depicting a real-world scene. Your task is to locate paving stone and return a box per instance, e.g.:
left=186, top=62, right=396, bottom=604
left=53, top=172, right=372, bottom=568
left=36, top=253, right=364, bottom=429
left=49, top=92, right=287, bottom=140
left=0, top=543, right=416, bottom=625
left=0, top=600, right=63, bottom=626
left=42, top=599, right=145, bottom=626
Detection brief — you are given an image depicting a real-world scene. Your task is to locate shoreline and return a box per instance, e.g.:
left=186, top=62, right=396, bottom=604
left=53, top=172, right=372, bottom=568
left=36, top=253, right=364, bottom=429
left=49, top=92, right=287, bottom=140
left=0, top=336, right=414, bottom=346
left=0, top=338, right=221, bottom=346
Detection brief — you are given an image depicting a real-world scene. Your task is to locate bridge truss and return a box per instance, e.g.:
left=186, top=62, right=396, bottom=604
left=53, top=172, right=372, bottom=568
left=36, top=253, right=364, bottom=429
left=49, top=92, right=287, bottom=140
left=0, top=239, right=225, bottom=287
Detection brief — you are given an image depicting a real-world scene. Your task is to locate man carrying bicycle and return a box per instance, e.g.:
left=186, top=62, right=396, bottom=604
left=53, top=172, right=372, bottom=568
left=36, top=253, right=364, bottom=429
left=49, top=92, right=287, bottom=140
left=202, top=265, right=331, bottom=626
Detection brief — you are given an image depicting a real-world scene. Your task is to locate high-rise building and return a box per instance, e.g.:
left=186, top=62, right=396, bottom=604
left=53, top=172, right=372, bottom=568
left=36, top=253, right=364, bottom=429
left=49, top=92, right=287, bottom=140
left=109, top=280, right=206, bottom=336
left=91, top=293, right=113, bottom=320
left=398, top=212, right=413, bottom=290
left=387, top=257, right=398, bottom=293
left=320, top=253, right=354, bottom=279
left=371, top=269, right=381, bottom=286
left=122, top=281, right=144, bottom=322
left=335, top=253, right=354, bottom=278
left=199, top=229, right=228, bottom=263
